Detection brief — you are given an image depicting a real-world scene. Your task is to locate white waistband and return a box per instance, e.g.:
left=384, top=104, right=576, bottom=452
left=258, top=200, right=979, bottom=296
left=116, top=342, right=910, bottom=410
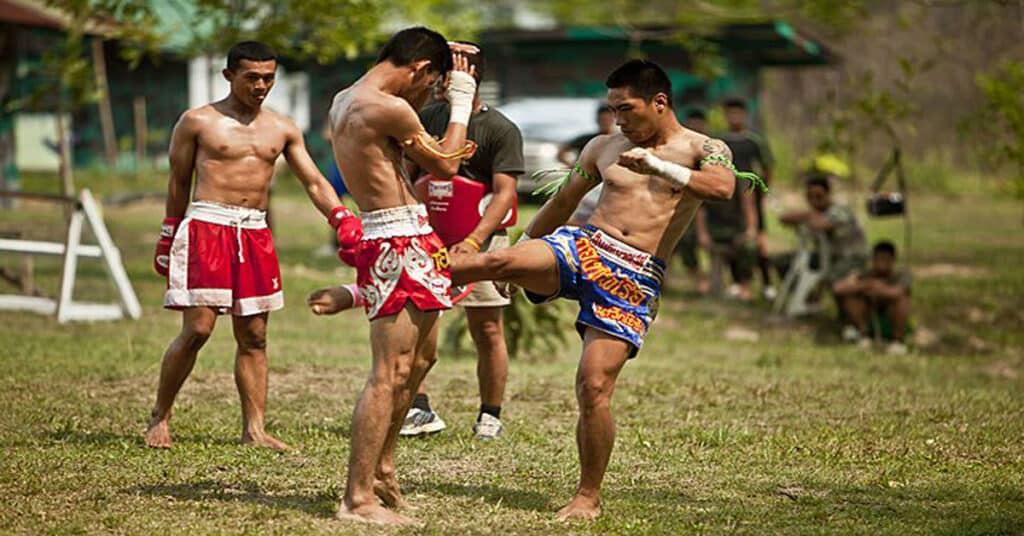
left=186, top=201, right=267, bottom=229
left=588, top=228, right=652, bottom=267
left=361, top=204, right=433, bottom=240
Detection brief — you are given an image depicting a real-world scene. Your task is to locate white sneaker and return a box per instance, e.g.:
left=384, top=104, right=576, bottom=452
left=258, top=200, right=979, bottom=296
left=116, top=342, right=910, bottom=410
left=473, top=413, right=503, bottom=441
left=399, top=408, right=447, bottom=437
left=842, top=325, right=861, bottom=343
left=763, top=285, right=778, bottom=301
left=886, top=342, right=908, bottom=355
left=857, top=337, right=873, bottom=351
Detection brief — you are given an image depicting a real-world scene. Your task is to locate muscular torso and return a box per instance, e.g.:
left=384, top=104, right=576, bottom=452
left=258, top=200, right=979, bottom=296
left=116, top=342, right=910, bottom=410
left=191, top=102, right=291, bottom=209
left=588, top=131, right=707, bottom=260
left=329, top=86, right=418, bottom=211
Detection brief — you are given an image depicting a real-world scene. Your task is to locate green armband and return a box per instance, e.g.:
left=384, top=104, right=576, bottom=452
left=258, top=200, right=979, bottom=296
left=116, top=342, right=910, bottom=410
left=531, top=161, right=600, bottom=198
left=700, top=154, right=768, bottom=193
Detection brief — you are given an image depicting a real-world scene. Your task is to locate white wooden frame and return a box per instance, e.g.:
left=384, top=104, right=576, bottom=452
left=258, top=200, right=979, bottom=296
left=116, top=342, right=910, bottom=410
left=772, top=227, right=832, bottom=317
left=0, top=189, right=141, bottom=322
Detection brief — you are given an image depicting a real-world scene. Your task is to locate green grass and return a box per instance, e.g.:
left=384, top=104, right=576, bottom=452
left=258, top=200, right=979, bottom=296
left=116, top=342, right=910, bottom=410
left=1, top=184, right=1022, bottom=535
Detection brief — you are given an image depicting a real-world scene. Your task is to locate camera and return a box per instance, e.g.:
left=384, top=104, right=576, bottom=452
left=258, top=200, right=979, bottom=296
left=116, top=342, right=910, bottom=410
left=866, top=192, right=905, bottom=217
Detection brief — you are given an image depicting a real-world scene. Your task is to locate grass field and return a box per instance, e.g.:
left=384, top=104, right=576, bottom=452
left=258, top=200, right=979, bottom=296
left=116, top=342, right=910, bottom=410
left=1, top=178, right=1022, bottom=535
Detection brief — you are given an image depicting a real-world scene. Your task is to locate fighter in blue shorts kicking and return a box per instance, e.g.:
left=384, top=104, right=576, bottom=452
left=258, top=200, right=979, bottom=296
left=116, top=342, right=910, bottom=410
left=450, top=59, right=762, bottom=521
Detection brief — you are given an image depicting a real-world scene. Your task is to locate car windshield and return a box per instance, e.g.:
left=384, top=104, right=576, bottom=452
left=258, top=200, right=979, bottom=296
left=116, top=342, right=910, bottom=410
left=498, top=97, right=606, bottom=143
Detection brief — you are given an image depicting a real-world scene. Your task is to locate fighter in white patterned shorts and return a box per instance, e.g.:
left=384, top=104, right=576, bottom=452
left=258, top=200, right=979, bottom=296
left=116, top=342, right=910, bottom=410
left=327, top=29, right=480, bottom=526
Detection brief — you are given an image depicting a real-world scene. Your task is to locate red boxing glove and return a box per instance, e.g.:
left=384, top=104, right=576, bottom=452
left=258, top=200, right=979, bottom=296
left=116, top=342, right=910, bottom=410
left=154, top=217, right=181, bottom=277
left=329, top=206, right=363, bottom=267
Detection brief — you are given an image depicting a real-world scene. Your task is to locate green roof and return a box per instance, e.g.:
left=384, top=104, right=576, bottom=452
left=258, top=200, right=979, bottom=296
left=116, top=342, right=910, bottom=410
left=483, top=22, right=836, bottom=66
left=148, top=0, right=213, bottom=53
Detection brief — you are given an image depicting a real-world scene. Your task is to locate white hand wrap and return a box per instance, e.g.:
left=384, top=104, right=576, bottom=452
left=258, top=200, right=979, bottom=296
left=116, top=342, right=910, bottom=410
left=640, top=149, right=692, bottom=187
left=446, top=71, right=477, bottom=126
left=516, top=232, right=532, bottom=245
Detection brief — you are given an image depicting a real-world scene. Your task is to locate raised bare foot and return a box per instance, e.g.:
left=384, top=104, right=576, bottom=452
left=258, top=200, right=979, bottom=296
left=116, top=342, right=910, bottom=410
left=307, top=287, right=355, bottom=316
left=555, top=495, right=602, bottom=521
left=336, top=501, right=419, bottom=526
left=241, top=430, right=291, bottom=451
left=144, top=417, right=172, bottom=448
left=374, top=477, right=412, bottom=510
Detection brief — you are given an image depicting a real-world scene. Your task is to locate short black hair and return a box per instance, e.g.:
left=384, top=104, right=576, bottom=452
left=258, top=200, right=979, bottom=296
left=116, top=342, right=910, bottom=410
left=227, top=41, right=277, bottom=71
left=453, top=41, right=484, bottom=82
left=723, top=97, right=747, bottom=110
left=605, top=59, right=674, bottom=108
left=685, top=108, right=706, bottom=120
left=805, top=175, right=831, bottom=192
left=377, top=26, right=452, bottom=75
left=873, top=240, right=897, bottom=257
left=596, top=104, right=613, bottom=118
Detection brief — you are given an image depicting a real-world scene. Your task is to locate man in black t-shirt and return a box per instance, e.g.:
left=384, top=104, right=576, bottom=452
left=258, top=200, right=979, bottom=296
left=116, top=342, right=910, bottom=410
left=676, top=109, right=710, bottom=293
left=720, top=98, right=775, bottom=299
left=562, top=105, right=616, bottom=225
left=558, top=104, right=615, bottom=167
left=402, top=57, right=524, bottom=440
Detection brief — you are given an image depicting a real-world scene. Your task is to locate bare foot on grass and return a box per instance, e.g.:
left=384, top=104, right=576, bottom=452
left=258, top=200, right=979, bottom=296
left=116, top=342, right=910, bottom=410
left=555, top=494, right=601, bottom=521
left=241, top=430, right=291, bottom=451
left=144, top=417, right=172, bottom=448
left=374, top=477, right=412, bottom=510
left=336, top=501, right=419, bottom=526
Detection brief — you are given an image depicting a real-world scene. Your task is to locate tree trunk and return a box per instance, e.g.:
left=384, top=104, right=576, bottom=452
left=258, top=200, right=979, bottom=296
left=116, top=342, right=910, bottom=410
left=91, top=38, right=117, bottom=170
left=133, top=96, right=147, bottom=176
left=55, top=102, right=74, bottom=198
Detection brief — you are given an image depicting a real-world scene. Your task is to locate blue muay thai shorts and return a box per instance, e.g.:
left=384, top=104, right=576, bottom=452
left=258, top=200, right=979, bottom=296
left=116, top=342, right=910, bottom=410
left=525, top=225, right=664, bottom=358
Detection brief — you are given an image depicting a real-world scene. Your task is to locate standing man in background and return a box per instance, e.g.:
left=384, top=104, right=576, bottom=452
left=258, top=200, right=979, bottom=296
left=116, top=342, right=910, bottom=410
left=146, top=41, right=350, bottom=451
left=675, top=108, right=710, bottom=293
left=558, top=104, right=616, bottom=167
left=564, top=105, right=617, bottom=224
left=721, top=98, right=775, bottom=299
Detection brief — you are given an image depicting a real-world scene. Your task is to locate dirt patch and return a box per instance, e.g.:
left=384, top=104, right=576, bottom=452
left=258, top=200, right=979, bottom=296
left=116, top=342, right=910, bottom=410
left=983, top=361, right=1020, bottom=380
left=914, top=263, right=989, bottom=279
left=724, top=326, right=761, bottom=343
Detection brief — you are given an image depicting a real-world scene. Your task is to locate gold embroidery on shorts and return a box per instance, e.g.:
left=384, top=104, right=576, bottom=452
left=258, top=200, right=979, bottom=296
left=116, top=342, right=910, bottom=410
left=432, top=248, right=451, bottom=271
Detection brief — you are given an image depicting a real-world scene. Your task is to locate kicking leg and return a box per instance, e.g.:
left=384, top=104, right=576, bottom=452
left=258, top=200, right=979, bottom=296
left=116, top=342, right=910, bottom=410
left=451, top=239, right=560, bottom=297
left=556, top=329, right=630, bottom=521
left=145, top=307, right=217, bottom=448
left=233, top=313, right=289, bottom=451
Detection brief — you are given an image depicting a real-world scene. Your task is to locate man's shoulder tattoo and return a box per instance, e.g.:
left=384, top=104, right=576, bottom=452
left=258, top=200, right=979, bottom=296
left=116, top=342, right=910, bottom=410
left=701, top=138, right=733, bottom=160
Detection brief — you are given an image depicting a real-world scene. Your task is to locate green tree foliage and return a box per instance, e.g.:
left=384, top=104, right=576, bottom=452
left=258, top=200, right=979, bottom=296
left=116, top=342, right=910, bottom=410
left=532, top=0, right=872, bottom=33
left=183, top=0, right=482, bottom=64
left=23, top=0, right=484, bottom=114
left=10, top=1, right=163, bottom=112
left=441, top=293, right=572, bottom=360
left=963, top=61, right=1024, bottom=202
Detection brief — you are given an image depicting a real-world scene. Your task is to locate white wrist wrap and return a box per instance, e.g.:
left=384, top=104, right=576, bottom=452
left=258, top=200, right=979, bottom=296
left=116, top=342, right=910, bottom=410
left=641, top=150, right=692, bottom=187
left=446, top=71, right=477, bottom=126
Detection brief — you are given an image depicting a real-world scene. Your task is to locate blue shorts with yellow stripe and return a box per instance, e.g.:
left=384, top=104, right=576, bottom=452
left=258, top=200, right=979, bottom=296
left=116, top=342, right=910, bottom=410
left=525, top=225, right=665, bottom=358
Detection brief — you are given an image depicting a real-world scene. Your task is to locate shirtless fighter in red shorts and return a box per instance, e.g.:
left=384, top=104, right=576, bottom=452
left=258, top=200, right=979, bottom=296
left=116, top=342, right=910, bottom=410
left=144, top=41, right=360, bottom=450
left=328, top=28, right=479, bottom=525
